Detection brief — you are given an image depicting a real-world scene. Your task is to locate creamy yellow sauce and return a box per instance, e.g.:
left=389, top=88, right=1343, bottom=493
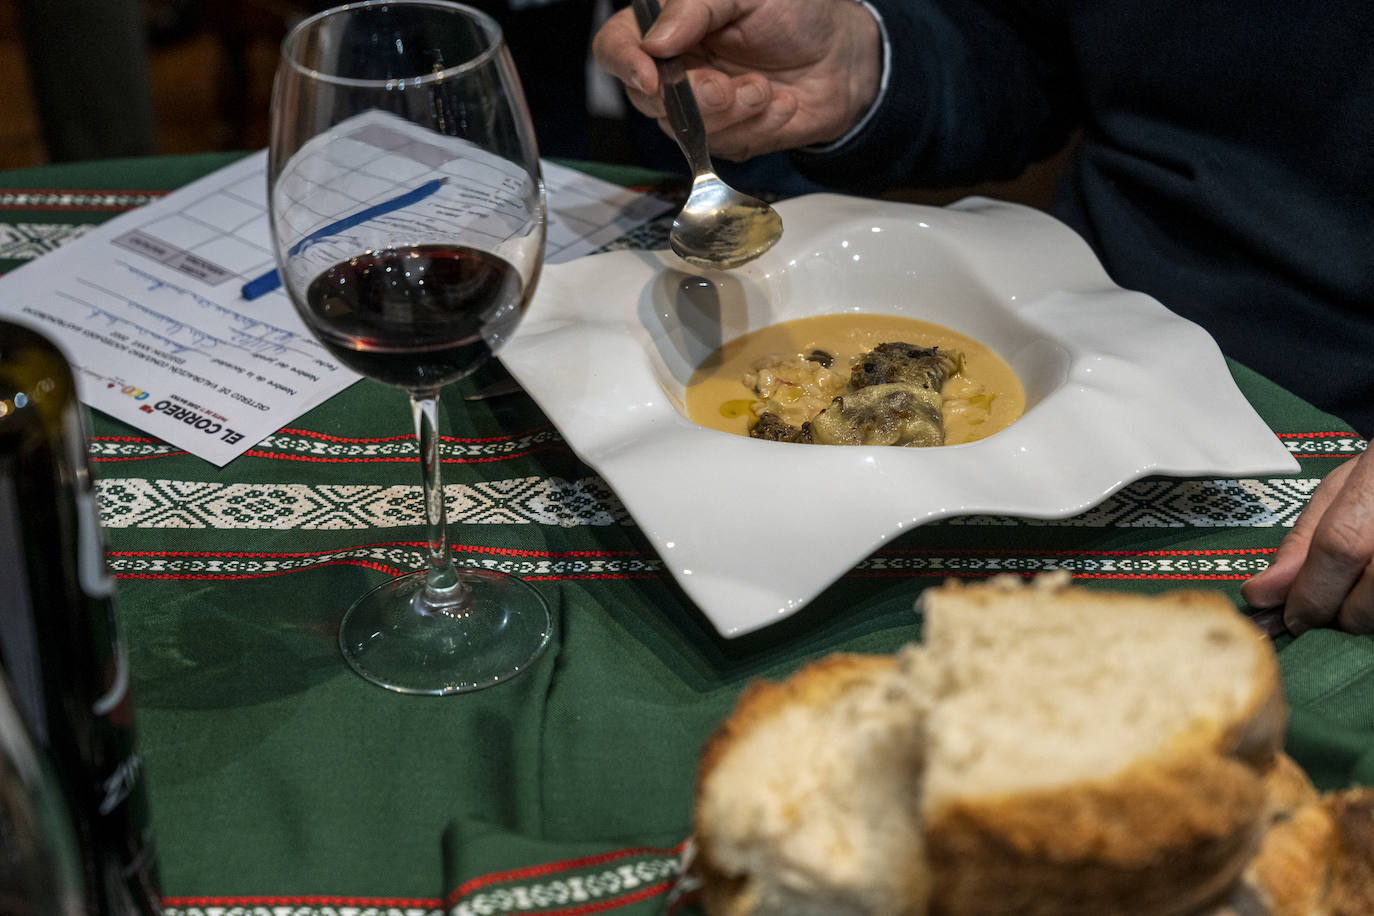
left=685, top=313, right=1024, bottom=445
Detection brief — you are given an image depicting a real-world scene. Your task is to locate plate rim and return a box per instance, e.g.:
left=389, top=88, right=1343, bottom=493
left=500, top=193, right=1299, bottom=637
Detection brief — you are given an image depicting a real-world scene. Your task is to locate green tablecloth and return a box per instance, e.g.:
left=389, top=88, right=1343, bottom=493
left=1, top=154, right=1371, bottom=914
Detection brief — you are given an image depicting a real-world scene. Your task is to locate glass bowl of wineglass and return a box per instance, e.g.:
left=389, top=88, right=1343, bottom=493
left=267, top=0, right=551, bottom=694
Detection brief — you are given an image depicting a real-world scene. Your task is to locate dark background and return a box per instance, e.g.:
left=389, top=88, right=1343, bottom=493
left=0, top=0, right=1068, bottom=206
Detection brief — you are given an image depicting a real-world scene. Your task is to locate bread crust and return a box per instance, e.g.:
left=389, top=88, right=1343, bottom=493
left=694, top=653, right=913, bottom=916
left=692, top=581, right=1290, bottom=916
left=1259, top=753, right=1320, bottom=819
left=1210, top=781, right=1374, bottom=916
left=1324, top=788, right=1374, bottom=915
left=1232, top=801, right=1334, bottom=916
left=695, top=652, right=899, bottom=800
left=925, top=753, right=1269, bottom=916
left=919, top=581, right=1284, bottom=915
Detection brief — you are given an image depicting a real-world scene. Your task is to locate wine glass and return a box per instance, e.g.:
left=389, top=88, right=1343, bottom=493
left=267, top=0, right=552, bottom=694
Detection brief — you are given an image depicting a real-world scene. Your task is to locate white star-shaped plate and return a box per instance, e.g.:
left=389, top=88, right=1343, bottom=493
left=500, top=194, right=1297, bottom=637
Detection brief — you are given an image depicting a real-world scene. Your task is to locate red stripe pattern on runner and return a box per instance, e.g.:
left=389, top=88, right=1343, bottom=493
left=93, top=450, right=191, bottom=462
left=107, top=544, right=662, bottom=583
left=85, top=423, right=1359, bottom=466
left=275, top=426, right=558, bottom=444
left=1279, top=431, right=1366, bottom=457
left=159, top=888, right=673, bottom=916
left=241, top=442, right=566, bottom=464
left=105, top=546, right=1278, bottom=585
left=162, top=894, right=439, bottom=908
left=451, top=843, right=687, bottom=896
left=110, top=544, right=645, bottom=560
left=445, top=842, right=686, bottom=916
left=89, top=426, right=565, bottom=464
left=854, top=547, right=1277, bottom=581
left=157, top=842, right=688, bottom=916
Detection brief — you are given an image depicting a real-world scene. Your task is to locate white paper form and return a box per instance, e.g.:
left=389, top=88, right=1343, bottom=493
left=267, top=110, right=653, bottom=297
left=0, top=143, right=671, bottom=466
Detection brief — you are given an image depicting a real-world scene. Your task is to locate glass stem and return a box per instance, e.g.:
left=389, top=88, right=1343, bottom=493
left=411, top=389, right=462, bottom=607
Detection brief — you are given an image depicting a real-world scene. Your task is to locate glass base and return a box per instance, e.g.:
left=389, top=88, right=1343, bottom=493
left=338, top=568, right=552, bottom=695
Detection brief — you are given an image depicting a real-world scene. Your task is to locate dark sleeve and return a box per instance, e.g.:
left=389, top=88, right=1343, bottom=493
left=790, top=0, right=1079, bottom=194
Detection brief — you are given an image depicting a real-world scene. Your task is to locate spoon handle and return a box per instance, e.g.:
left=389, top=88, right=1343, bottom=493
left=630, top=0, right=715, bottom=179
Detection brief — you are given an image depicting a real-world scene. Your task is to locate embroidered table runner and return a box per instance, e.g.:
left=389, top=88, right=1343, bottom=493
left=1, top=153, right=1369, bottom=915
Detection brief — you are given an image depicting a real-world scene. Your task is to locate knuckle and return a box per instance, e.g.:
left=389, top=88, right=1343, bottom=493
left=1308, top=518, right=1370, bottom=573
left=1275, top=525, right=1310, bottom=552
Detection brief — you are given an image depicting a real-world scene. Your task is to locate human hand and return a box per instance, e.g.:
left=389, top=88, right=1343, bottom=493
left=591, top=0, right=883, bottom=160
left=1242, top=451, right=1374, bottom=634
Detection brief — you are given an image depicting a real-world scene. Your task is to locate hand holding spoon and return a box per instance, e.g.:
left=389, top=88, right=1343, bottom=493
left=630, top=0, right=783, bottom=270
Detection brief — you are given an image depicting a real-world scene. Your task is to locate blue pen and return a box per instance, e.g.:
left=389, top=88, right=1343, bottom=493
left=241, top=176, right=449, bottom=300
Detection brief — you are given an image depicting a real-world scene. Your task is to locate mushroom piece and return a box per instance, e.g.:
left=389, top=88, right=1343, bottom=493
left=850, top=342, right=962, bottom=391
left=750, top=411, right=813, bottom=443
left=809, top=383, right=945, bottom=447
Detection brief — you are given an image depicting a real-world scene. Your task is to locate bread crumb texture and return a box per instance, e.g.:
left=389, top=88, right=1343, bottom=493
left=694, top=574, right=1291, bottom=916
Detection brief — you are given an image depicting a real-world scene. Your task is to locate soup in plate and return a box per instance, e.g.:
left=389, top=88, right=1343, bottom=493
left=686, top=313, right=1024, bottom=446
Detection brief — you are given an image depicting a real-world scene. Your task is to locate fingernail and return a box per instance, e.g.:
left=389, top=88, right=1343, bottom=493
left=697, top=80, right=725, bottom=109
left=738, top=83, right=765, bottom=107
left=645, top=20, right=677, bottom=44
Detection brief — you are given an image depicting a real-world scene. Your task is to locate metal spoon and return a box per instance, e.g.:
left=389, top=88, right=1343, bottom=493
left=631, top=0, right=783, bottom=270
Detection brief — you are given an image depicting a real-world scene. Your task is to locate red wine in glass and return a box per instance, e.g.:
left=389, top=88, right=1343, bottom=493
left=304, top=245, right=523, bottom=388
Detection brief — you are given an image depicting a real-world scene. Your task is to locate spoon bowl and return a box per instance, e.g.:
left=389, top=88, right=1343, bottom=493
left=632, top=0, right=783, bottom=270
left=673, top=173, right=784, bottom=269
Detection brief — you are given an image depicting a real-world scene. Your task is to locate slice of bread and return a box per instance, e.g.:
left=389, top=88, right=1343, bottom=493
left=1211, top=763, right=1374, bottom=916
left=694, top=651, right=927, bottom=915
left=693, top=574, right=1286, bottom=915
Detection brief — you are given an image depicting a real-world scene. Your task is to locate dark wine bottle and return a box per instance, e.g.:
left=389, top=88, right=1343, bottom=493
left=0, top=319, right=162, bottom=914
left=0, top=666, right=86, bottom=914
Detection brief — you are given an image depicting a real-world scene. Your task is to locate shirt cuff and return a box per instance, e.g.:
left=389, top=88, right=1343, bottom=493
left=799, top=0, right=891, bottom=154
